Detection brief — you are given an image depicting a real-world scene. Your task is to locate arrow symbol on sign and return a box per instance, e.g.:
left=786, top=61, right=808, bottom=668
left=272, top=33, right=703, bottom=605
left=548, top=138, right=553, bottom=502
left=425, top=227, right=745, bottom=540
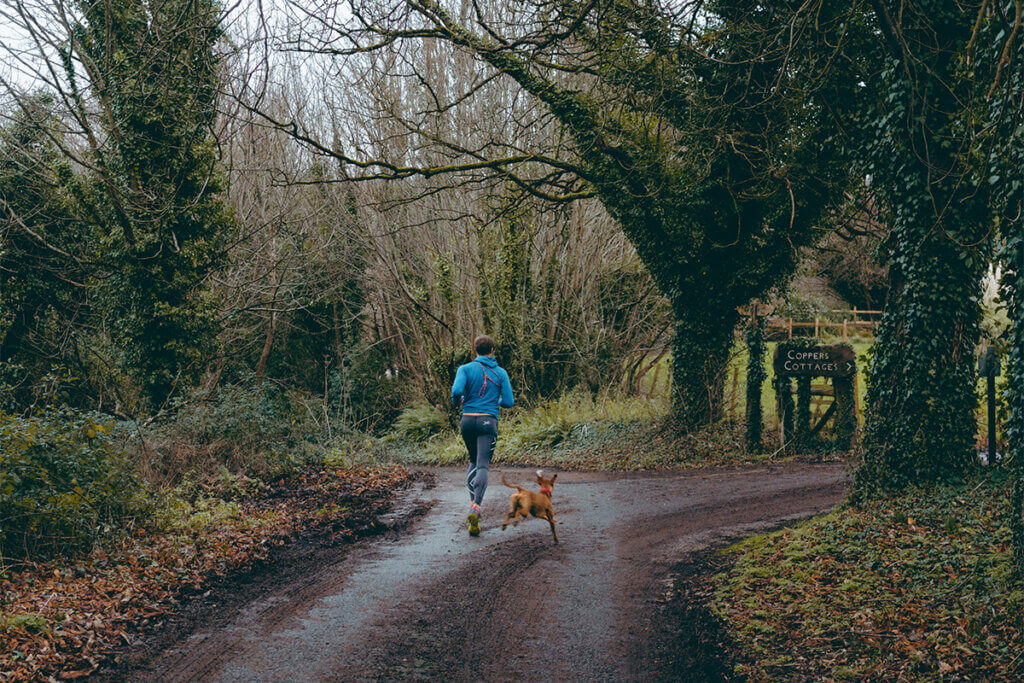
left=846, top=361, right=854, bottom=373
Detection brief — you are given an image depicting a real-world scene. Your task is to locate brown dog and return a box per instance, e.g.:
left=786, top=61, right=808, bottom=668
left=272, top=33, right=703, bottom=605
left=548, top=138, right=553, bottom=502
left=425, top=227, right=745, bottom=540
left=501, top=470, right=558, bottom=543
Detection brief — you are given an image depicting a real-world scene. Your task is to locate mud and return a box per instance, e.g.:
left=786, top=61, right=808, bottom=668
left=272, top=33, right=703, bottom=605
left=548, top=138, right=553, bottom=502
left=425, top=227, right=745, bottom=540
left=124, top=463, right=847, bottom=681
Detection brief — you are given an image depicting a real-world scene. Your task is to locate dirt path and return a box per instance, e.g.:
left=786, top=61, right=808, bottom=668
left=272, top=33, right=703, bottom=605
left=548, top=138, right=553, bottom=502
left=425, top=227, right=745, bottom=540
left=132, top=463, right=846, bottom=681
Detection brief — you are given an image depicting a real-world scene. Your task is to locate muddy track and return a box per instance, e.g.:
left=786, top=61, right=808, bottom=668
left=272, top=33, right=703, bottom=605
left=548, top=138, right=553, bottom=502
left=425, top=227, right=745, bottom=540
left=128, top=463, right=847, bottom=681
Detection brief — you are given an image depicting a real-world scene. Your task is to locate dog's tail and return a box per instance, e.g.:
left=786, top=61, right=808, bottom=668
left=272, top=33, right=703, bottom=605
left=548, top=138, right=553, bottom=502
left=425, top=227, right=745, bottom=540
left=501, top=475, right=527, bottom=492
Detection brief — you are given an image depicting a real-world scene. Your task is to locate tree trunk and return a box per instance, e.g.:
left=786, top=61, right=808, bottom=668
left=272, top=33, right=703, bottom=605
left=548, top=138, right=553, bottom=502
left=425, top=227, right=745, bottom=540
left=670, top=301, right=738, bottom=431
left=858, top=222, right=986, bottom=490
left=254, top=310, right=277, bottom=379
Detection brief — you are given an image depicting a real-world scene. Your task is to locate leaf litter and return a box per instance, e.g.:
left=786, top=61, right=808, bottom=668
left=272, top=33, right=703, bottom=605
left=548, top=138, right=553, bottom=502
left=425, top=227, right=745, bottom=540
left=0, top=465, right=413, bottom=681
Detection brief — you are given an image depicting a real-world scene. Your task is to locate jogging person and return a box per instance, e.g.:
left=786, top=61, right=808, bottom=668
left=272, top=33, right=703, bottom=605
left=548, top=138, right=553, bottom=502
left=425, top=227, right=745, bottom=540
left=451, top=335, right=514, bottom=536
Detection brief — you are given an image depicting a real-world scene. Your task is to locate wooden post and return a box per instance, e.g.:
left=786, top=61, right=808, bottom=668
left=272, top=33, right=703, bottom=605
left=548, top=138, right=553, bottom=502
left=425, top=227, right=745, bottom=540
left=788, top=318, right=794, bottom=339
left=776, top=376, right=794, bottom=451
left=853, top=370, right=860, bottom=418
left=987, top=373, right=997, bottom=463
left=814, top=316, right=819, bottom=338
left=834, top=375, right=855, bottom=450
left=843, top=318, right=848, bottom=341
left=796, top=376, right=812, bottom=450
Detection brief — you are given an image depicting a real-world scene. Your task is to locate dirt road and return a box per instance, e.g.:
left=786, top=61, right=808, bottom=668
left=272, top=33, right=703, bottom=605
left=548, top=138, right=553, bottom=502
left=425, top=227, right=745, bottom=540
left=133, top=463, right=846, bottom=681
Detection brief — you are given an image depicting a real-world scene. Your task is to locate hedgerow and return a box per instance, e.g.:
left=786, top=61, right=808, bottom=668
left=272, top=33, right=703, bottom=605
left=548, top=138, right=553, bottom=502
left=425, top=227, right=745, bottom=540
left=0, top=409, right=151, bottom=564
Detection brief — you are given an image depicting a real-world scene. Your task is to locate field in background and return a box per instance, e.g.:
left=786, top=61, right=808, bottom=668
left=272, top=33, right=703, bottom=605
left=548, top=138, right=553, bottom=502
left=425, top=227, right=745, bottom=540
left=644, top=332, right=1003, bottom=451
left=639, top=337, right=875, bottom=432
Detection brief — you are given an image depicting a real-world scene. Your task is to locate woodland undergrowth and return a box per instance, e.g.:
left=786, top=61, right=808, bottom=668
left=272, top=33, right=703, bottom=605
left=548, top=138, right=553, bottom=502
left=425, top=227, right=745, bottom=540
left=0, top=466, right=414, bottom=680
left=713, top=471, right=1022, bottom=680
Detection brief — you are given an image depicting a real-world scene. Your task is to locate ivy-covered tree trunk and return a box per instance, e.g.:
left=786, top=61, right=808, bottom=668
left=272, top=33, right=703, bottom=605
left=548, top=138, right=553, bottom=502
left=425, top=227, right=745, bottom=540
left=776, top=376, right=795, bottom=451
left=670, top=304, right=738, bottom=429
left=67, top=0, right=232, bottom=411
left=1003, top=230, right=1024, bottom=573
left=744, top=317, right=767, bottom=452
left=852, top=2, right=991, bottom=490
left=859, top=222, right=988, bottom=489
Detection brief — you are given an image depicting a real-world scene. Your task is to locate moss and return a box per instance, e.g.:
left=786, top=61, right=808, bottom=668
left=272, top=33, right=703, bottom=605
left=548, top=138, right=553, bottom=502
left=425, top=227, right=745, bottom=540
left=712, top=473, right=1021, bottom=679
left=1, top=613, right=49, bottom=634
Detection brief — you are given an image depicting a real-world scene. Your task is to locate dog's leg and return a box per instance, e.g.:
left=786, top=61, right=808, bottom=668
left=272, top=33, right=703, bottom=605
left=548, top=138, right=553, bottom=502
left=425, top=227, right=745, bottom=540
left=513, top=506, right=525, bottom=526
left=545, top=509, right=558, bottom=543
left=502, top=500, right=520, bottom=530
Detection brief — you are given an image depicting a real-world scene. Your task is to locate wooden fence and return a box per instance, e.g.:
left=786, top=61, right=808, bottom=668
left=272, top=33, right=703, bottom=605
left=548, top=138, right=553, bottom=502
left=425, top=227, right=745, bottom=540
left=737, top=306, right=884, bottom=341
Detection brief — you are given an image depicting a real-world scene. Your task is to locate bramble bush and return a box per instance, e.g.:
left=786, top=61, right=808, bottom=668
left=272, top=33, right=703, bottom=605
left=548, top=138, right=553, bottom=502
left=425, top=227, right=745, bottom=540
left=0, top=409, right=151, bottom=564
left=144, top=378, right=327, bottom=483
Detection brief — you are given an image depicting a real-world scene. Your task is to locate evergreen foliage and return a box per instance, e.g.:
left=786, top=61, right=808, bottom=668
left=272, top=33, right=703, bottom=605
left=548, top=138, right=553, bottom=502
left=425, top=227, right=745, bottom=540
left=0, top=96, right=88, bottom=408
left=65, top=0, right=233, bottom=410
left=744, top=318, right=766, bottom=452
left=849, top=1, right=993, bottom=490
left=0, top=409, right=150, bottom=561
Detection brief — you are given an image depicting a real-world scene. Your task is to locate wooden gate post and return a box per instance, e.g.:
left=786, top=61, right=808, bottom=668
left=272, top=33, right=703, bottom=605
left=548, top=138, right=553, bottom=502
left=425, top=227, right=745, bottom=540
left=834, top=375, right=855, bottom=450
left=796, top=376, right=812, bottom=451
left=776, top=376, right=794, bottom=451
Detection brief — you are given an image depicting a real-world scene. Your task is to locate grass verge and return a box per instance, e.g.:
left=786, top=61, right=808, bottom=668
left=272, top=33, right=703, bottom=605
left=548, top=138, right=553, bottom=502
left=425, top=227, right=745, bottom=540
left=383, top=389, right=845, bottom=470
left=711, top=471, right=1023, bottom=680
left=0, top=465, right=414, bottom=680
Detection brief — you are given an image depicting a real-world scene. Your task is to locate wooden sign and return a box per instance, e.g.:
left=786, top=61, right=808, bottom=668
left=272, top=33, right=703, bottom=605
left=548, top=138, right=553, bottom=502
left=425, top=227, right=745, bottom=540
left=773, top=344, right=856, bottom=378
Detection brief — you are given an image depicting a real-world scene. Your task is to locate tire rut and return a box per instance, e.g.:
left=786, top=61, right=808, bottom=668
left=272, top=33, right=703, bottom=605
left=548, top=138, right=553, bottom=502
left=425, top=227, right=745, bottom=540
left=133, top=463, right=848, bottom=681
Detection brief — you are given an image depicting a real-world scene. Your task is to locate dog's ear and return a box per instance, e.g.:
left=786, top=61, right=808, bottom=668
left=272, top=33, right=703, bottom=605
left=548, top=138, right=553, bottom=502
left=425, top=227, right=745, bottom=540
left=551, top=473, right=557, bottom=482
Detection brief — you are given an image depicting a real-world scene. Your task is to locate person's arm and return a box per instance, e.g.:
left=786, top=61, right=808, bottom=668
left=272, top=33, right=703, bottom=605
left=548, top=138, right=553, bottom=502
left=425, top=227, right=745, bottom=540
left=451, top=365, right=468, bottom=405
left=499, top=369, right=514, bottom=408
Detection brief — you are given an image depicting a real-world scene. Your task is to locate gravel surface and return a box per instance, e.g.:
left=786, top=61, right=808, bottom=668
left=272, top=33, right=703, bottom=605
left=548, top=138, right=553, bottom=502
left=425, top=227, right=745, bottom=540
left=131, top=463, right=847, bottom=681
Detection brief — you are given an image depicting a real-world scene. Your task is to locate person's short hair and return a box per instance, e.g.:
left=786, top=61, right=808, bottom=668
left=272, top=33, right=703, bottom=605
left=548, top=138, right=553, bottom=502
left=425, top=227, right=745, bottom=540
left=474, top=335, right=494, bottom=356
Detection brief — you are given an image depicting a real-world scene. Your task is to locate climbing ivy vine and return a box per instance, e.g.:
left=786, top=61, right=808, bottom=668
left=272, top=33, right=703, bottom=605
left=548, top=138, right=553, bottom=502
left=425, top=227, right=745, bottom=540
left=65, top=0, right=232, bottom=410
left=744, top=317, right=766, bottom=452
left=850, top=1, right=993, bottom=491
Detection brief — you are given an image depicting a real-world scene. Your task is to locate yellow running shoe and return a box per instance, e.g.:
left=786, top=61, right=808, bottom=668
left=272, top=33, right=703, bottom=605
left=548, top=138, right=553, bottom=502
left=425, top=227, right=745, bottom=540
left=468, top=504, right=481, bottom=536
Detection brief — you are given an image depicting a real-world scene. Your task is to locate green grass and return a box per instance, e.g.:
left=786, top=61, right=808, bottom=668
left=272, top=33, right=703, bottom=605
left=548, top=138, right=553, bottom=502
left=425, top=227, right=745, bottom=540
left=712, top=472, right=1023, bottom=680
left=381, top=385, right=846, bottom=470
left=380, top=331, right=1003, bottom=469
left=723, top=339, right=874, bottom=432
left=383, top=389, right=675, bottom=468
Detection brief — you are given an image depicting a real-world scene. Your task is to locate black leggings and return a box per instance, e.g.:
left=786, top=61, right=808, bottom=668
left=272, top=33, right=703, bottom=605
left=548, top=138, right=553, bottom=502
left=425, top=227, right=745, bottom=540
left=461, top=414, right=498, bottom=506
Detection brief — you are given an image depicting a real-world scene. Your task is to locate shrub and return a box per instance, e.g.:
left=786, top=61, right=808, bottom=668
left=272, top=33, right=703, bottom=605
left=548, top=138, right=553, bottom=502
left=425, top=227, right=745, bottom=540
left=340, top=345, right=407, bottom=433
left=390, top=403, right=448, bottom=442
left=0, top=409, right=150, bottom=563
left=145, top=378, right=326, bottom=483
left=505, top=400, right=577, bottom=450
